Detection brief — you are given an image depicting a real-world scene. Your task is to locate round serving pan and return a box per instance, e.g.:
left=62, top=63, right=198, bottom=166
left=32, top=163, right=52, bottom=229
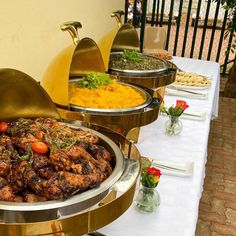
left=0, top=124, right=124, bottom=223
left=109, top=52, right=169, bottom=76
left=108, top=52, right=177, bottom=89
left=69, top=81, right=153, bottom=115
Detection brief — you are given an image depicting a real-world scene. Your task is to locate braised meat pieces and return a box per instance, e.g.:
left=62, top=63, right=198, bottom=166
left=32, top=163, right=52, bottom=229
left=0, top=118, right=112, bottom=202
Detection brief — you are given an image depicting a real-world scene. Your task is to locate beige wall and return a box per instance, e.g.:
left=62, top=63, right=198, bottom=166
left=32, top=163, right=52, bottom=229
left=0, top=0, right=124, bottom=81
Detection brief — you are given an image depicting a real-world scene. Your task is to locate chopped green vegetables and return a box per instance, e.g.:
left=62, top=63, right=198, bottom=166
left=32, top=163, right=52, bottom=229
left=77, top=72, right=111, bottom=89
left=122, top=49, right=142, bottom=62
left=17, top=150, right=34, bottom=166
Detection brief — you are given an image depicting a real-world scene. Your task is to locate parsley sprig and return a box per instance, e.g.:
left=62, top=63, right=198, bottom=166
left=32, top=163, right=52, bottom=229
left=122, top=49, right=142, bottom=62
left=77, top=72, right=111, bottom=89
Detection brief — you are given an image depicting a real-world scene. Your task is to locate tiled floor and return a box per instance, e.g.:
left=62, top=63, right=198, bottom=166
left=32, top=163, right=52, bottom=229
left=196, top=84, right=236, bottom=235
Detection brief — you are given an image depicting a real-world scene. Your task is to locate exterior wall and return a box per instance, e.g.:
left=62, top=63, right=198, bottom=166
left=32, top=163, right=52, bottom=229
left=0, top=0, right=124, bottom=81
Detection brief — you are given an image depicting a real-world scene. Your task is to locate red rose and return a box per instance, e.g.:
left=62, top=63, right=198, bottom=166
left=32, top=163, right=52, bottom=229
left=147, top=167, right=161, bottom=177
left=154, top=168, right=161, bottom=177
left=142, top=166, right=161, bottom=187
left=181, top=104, right=189, bottom=111
left=176, top=100, right=186, bottom=107
left=176, top=100, right=189, bottom=111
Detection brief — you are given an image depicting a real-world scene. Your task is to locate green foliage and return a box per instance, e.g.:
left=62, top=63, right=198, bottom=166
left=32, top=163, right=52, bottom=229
left=141, top=157, right=151, bottom=169
left=213, top=0, right=236, bottom=10
left=162, top=100, right=189, bottom=116
left=166, top=106, right=184, bottom=116
left=141, top=170, right=158, bottom=188
left=77, top=72, right=112, bottom=89
left=122, top=49, right=143, bottom=62
left=213, top=0, right=236, bottom=55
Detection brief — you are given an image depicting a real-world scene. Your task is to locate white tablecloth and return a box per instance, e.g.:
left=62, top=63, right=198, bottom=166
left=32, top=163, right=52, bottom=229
left=100, top=57, right=220, bottom=236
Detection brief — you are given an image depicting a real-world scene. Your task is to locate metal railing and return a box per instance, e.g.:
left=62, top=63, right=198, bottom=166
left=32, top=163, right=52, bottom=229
left=125, top=0, right=235, bottom=75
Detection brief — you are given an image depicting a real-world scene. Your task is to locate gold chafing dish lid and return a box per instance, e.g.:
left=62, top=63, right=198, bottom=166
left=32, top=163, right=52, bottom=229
left=60, top=22, right=105, bottom=77
left=0, top=68, right=60, bottom=121
left=42, top=21, right=105, bottom=108
left=98, top=11, right=140, bottom=70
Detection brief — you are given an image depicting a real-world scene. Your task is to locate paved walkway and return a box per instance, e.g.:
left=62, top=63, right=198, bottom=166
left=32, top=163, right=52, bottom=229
left=196, top=94, right=236, bottom=235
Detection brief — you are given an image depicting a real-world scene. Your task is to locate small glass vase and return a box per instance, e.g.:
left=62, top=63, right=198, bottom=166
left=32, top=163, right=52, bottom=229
left=135, top=184, right=160, bottom=213
left=165, top=115, right=183, bottom=136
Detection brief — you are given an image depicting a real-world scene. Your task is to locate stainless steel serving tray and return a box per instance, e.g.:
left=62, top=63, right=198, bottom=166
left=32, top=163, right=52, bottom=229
left=69, top=81, right=152, bottom=114
left=0, top=123, right=125, bottom=223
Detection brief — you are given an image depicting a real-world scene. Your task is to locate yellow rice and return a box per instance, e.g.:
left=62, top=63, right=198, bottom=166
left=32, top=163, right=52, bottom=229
left=69, top=81, right=145, bottom=109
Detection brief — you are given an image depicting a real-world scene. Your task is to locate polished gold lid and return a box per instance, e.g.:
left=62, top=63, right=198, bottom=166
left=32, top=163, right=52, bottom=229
left=98, top=11, right=140, bottom=70
left=42, top=21, right=105, bottom=107
left=60, top=21, right=105, bottom=77
left=0, top=68, right=60, bottom=121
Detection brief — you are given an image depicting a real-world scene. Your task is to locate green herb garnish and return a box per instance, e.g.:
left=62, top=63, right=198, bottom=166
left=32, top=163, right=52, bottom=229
left=17, top=150, right=34, bottom=166
left=77, top=72, right=111, bottom=89
left=122, top=49, right=142, bottom=62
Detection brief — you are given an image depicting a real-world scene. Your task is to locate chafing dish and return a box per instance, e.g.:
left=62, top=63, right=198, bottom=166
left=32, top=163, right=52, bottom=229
left=0, top=68, right=141, bottom=236
left=0, top=121, right=125, bottom=223
left=108, top=52, right=177, bottom=98
left=69, top=80, right=152, bottom=113
left=98, top=11, right=177, bottom=99
left=42, top=21, right=161, bottom=142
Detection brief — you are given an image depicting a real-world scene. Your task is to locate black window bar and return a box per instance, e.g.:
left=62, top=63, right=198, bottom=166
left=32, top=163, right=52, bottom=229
left=140, top=0, right=148, bottom=52
left=198, top=0, right=211, bottom=59
left=207, top=0, right=221, bottom=61
left=155, top=0, right=160, bottom=27
left=190, top=0, right=202, bottom=58
left=159, top=0, right=165, bottom=27
left=216, top=10, right=228, bottom=62
left=133, top=0, right=138, bottom=27
left=223, top=27, right=235, bottom=75
left=181, top=0, right=193, bottom=57
left=151, top=0, right=157, bottom=26
left=125, top=0, right=234, bottom=75
left=165, top=0, right=174, bottom=51
left=173, top=0, right=183, bottom=56
left=124, top=0, right=129, bottom=23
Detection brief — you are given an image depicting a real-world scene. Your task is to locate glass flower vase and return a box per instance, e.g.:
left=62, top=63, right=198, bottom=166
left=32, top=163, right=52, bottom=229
left=165, top=115, right=183, bottom=136
left=135, top=184, right=160, bottom=213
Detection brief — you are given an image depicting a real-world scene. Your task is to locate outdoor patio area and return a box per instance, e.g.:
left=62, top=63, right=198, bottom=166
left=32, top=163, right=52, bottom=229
left=196, top=79, right=236, bottom=236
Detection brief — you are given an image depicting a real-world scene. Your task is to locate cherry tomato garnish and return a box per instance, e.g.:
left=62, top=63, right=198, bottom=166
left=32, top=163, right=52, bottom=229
left=31, top=141, right=49, bottom=155
left=115, top=127, right=122, bottom=133
left=34, top=131, right=44, bottom=139
left=0, top=122, right=8, bottom=133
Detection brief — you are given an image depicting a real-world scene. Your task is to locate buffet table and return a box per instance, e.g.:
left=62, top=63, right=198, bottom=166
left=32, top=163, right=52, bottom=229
left=100, top=57, right=220, bottom=236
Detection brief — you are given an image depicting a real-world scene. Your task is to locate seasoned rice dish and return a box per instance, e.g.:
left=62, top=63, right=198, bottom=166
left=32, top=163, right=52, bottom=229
left=69, top=80, right=145, bottom=109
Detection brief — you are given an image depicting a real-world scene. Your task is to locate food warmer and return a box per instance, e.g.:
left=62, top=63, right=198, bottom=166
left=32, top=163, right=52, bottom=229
left=41, top=21, right=161, bottom=142
left=98, top=11, right=177, bottom=99
left=0, top=68, right=140, bottom=235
